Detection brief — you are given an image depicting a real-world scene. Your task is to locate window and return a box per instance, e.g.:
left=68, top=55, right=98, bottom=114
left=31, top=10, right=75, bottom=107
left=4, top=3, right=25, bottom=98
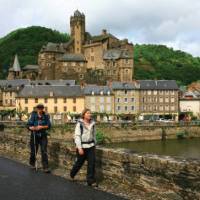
left=131, top=106, right=134, bottom=111
left=45, top=98, right=48, bottom=103
left=91, top=48, right=94, bottom=53
left=171, top=90, right=175, bottom=95
left=171, top=97, right=175, bottom=103
left=106, top=105, right=111, bottom=112
left=54, top=107, right=57, bottom=113
left=35, top=98, right=38, bottom=103
left=25, top=98, right=28, bottom=104
left=131, top=98, right=134, bottom=102
left=100, top=105, right=104, bottom=112
left=73, top=106, right=76, bottom=112
left=153, top=90, right=157, bottom=95
left=124, top=98, right=128, bottom=103
left=91, top=105, right=95, bottom=112
left=45, top=107, right=48, bottom=112
left=171, top=106, right=175, bottom=111
left=91, top=56, right=94, bottom=61
left=125, top=106, right=128, bottom=111
left=159, top=97, right=163, bottom=103
left=125, top=90, right=127, bottom=94
left=90, top=97, right=95, bottom=103
left=165, top=105, right=169, bottom=111
left=63, top=98, right=67, bottom=103
left=64, top=106, right=67, bottom=112
left=117, top=98, right=120, bottom=103
left=100, top=97, right=104, bottom=103
left=25, top=107, right=28, bottom=113
left=147, top=90, right=151, bottom=95
left=54, top=98, right=57, bottom=104
left=107, top=97, right=111, bottom=103
left=73, top=98, right=76, bottom=104
left=165, top=97, right=169, bottom=103
left=117, top=106, right=120, bottom=111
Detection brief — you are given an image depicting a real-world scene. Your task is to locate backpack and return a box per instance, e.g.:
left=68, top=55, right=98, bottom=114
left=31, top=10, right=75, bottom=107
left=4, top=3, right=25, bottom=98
left=78, top=121, right=95, bottom=145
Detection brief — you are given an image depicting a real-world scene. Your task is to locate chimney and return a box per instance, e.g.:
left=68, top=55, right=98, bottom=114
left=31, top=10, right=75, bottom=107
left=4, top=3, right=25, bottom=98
left=102, top=29, right=107, bottom=35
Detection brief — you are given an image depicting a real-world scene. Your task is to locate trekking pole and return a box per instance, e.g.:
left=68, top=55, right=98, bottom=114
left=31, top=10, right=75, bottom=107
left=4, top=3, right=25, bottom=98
left=33, top=131, right=38, bottom=171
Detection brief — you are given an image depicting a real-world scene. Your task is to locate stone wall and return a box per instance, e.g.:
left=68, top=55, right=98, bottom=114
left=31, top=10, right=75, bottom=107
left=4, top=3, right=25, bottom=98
left=0, top=129, right=200, bottom=199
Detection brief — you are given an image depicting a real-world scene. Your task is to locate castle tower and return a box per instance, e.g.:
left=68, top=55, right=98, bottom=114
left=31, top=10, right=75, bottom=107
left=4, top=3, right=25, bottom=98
left=70, top=10, right=85, bottom=54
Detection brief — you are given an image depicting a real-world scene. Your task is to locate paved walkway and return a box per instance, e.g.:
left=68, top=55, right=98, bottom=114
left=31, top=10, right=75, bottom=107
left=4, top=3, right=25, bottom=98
left=0, top=157, right=125, bottom=200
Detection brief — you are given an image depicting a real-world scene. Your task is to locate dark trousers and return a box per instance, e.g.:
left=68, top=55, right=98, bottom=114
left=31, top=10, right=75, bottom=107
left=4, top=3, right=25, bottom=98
left=70, top=146, right=96, bottom=184
left=29, top=132, right=48, bottom=169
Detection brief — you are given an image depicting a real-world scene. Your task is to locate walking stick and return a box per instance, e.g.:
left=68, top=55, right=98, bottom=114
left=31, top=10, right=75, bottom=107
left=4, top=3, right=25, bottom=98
left=33, top=131, right=38, bottom=171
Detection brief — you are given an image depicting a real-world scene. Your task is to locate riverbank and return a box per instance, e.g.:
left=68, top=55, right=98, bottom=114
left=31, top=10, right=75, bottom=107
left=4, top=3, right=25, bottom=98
left=0, top=129, right=200, bottom=199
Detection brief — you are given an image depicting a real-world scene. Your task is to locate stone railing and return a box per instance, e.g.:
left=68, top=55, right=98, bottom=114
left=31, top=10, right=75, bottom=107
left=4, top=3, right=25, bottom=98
left=0, top=130, right=200, bottom=199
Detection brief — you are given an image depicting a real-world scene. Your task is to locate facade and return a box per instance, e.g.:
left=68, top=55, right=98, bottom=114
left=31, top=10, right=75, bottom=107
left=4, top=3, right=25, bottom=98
left=83, top=85, right=114, bottom=117
left=0, top=79, right=30, bottom=110
left=16, top=85, right=85, bottom=115
left=139, top=80, right=179, bottom=120
left=11, top=10, right=133, bottom=83
left=179, top=90, right=200, bottom=118
left=109, top=81, right=140, bottom=119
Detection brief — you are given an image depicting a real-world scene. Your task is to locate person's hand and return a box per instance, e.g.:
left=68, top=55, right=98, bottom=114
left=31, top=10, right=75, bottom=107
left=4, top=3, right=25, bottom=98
left=37, top=125, right=44, bottom=130
left=78, top=148, right=84, bottom=155
left=29, top=126, right=36, bottom=131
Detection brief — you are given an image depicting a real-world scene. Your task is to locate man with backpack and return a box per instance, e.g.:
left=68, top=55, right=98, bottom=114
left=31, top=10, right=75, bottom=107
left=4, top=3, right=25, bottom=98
left=27, top=104, right=51, bottom=173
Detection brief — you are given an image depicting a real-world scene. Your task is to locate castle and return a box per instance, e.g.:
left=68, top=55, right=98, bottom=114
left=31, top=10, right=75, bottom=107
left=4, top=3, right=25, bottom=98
left=8, top=10, right=134, bottom=83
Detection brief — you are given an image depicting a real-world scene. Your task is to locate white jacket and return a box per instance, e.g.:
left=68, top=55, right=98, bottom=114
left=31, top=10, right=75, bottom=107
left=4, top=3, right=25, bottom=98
left=74, top=119, right=96, bottom=149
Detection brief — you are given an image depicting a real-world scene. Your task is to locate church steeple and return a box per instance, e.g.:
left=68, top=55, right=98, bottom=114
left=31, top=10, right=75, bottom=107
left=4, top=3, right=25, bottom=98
left=7, top=54, right=22, bottom=80
left=12, top=54, right=21, bottom=72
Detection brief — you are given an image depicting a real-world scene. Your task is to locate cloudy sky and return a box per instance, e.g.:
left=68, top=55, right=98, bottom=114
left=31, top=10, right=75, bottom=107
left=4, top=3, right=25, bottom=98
left=0, top=0, right=200, bottom=56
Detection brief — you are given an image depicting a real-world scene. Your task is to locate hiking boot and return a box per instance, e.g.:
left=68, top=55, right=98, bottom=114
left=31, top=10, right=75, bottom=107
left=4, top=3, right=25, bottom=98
left=43, top=168, right=51, bottom=173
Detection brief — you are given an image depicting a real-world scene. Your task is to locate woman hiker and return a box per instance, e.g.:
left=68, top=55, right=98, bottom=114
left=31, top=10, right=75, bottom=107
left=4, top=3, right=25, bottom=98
left=70, top=108, right=97, bottom=186
left=27, top=104, right=51, bottom=173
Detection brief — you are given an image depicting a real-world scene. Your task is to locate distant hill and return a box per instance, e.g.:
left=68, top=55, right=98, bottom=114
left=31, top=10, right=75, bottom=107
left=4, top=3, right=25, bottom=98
left=0, top=26, right=200, bottom=85
left=134, top=44, right=200, bottom=85
left=0, top=26, right=70, bottom=78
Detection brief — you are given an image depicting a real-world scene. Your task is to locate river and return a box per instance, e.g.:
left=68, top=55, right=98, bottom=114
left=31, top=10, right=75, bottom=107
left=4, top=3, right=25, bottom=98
left=105, top=138, right=200, bottom=159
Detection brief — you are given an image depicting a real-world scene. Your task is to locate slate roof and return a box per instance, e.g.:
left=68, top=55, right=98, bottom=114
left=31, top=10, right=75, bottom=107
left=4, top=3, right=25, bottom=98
left=109, top=81, right=140, bottom=90
left=73, top=10, right=85, bottom=17
left=23, top=65, right=39, bottom=71
left=40, top=42, right=65, bottom=53
left=17, top=85, right=83, bottom=98
left=30, top=80, right=76, bottom=86
left=58, top=54, right=86, bottom=62
left=103, top=49, right=132, bottom=60
left=91, top=33, right=117, bottom=43
left=0, top=79, right=30, bottom=88
left=139, top=80, right=179, bottom=90
left=83, top=85, right=113, bottom=95
left=9, top=55, right=21, bottom=72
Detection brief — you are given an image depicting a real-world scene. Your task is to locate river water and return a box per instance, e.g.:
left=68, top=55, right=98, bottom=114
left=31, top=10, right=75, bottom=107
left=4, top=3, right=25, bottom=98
left=105, top=138, right=200, bottom=159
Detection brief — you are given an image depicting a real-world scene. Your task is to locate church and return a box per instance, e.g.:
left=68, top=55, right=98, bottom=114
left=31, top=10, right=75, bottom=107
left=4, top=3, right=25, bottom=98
left=8, top=10, right=134, bottom=83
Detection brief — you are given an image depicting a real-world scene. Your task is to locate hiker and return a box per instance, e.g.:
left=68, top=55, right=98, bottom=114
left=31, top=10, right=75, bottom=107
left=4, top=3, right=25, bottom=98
left=70, top=108, right=97, bottom=186
left=27, top=104, right=51, bottom=173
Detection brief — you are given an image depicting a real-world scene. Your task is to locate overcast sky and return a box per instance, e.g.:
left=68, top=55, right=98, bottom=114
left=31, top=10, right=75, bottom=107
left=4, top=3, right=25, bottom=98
left=0, top=0, right=200, bottom=56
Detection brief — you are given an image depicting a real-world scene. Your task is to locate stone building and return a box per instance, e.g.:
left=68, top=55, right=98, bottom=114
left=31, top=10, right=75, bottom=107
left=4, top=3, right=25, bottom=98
left=138, top=80, right=179, bottom=121
left=16, top=85, right=84, bottom=115
left=83, top=85, right=114, bottom=120
left=7, top=55, right=39, bottom=80
left=37, top=10, right=134, bottom=83
left=108, top=81, right=140, bottom=120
